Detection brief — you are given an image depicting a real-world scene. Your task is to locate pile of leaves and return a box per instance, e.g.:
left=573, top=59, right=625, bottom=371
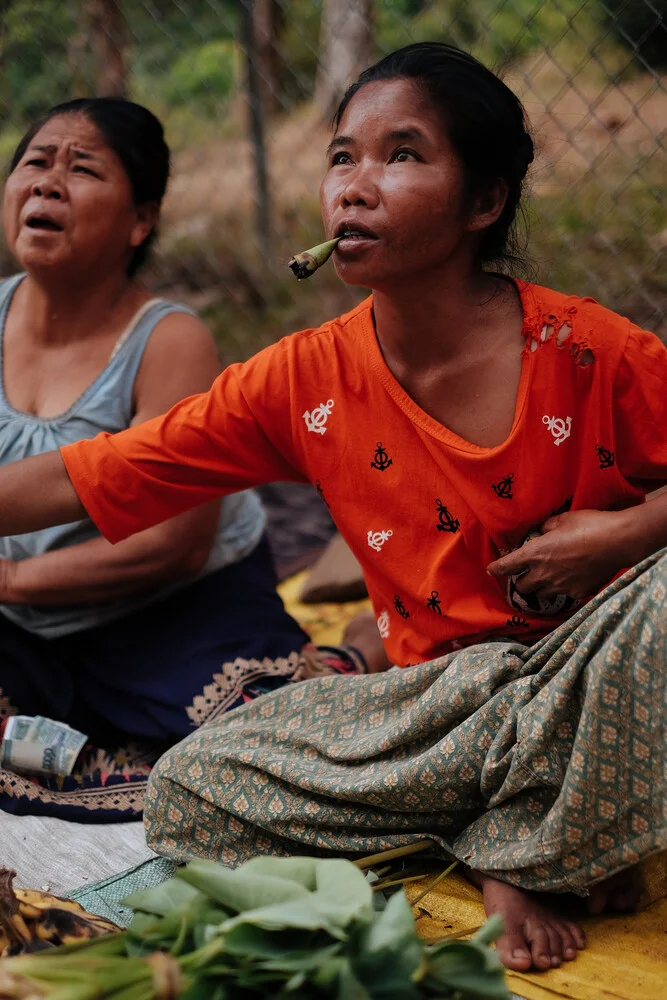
left=0, top=854, right=508, bottom=999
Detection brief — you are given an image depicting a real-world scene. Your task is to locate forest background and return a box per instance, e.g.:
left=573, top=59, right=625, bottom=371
left=0, top=0, right=665, bottom=359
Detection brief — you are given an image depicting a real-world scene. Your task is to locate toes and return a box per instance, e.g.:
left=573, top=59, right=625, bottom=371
left=524, top=920, right=555, bottom=970
left=566, top=919, right=586, bottom=950
left=553, top=920, right=582, bottom=961
left=496, top=930, right=532, bottom=972
left=545, top=925, right=564, bottom=967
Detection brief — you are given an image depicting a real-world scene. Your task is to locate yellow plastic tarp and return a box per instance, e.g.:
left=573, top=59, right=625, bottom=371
left=406, top=857, right=667, bottom=1000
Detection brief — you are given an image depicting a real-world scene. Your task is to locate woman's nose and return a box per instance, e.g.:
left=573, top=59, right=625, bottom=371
left=31, top=174, right=63, bottom=200
left=339, top=166, right=380, bottom=209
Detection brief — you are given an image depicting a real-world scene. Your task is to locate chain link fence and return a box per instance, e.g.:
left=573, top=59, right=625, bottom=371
left=0, top=0, right=665, bottom=357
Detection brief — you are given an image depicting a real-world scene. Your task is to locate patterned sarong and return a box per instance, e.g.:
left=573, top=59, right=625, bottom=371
left=146, top=549, right=667, bottom=894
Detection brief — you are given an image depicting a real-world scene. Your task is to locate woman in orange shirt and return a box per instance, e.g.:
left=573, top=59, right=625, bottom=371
left=0, top=43, right=665, bottom=973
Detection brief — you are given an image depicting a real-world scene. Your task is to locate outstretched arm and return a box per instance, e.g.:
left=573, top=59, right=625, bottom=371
left=0, top=450, right=87, bottom=534
left=59, top=339, right=308, bottom=544
left=0, top=334, right=306, bottom=546
left=0, top=313, right=225, bottom=605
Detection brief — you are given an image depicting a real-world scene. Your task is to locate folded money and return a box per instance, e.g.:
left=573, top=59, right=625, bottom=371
left=0, top=715, right=88, bottom=777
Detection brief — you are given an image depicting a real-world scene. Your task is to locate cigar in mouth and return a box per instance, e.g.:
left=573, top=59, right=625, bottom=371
left=288, top=237, right=341, bottom=280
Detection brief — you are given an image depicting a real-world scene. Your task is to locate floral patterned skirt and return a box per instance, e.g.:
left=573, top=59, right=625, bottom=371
left=145, top=549, right=667, bottom=894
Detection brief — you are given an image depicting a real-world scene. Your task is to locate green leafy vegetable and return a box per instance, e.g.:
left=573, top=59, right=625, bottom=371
left=0, top=853, right=509, bottom=999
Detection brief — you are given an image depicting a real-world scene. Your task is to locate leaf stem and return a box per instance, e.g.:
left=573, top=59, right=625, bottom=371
left=371, top=874, right=428, bottom=893
left=409, top=860, right=459, bottom=907
left=353, top=840, right=437, bottom=870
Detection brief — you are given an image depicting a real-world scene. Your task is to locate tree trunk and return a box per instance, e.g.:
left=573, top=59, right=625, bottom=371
left=83, top=0, right=128, bottom=99
left=254, top=0, right=283, bottom=117
left=240, top=0, right=273, bottom=263
left=315, top=0, right=373, bottom=120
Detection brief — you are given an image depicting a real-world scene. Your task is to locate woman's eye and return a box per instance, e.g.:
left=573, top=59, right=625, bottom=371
left=331, top=151, right=352, bottom=166
left=25, top=158, right=46, bottom=168
left=391, top=148, right=419, bottom=163
left=72, top=165, right=97, bottom=176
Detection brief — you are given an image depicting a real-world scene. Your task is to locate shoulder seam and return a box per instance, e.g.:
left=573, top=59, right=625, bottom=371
left=290, top=297, right=372, bottom=344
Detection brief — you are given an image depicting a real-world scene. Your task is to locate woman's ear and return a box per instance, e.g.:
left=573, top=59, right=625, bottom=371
left=129, top=202, right=159, bottom=248
left=467, top=179, right=509, bottom=233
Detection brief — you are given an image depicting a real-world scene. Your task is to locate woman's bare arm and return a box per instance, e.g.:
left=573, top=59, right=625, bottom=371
left=0, top=450, right=87, bottom=534
left=1, top=502, right=221, bottom=604
left=0, top=312, right=227, bottom=605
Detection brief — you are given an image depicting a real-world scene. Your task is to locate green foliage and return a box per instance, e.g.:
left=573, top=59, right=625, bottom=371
left=0, top=855, right=509, bottom=998
left=599, top=0, right=667, bottom=70
left=376, top=0, right=599, bottom=70
left=0, top=0, right=83, bottom=121
left=0, top=0, right=240, bottom=127
left=528, top=150, right=667, bottom=333
left=156, top=40, right=238, bottom=114
left=118, top=854, right=510, bottom=998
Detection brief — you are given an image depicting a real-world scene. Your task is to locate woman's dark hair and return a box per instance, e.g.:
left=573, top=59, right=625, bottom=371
left=10, top=98, right=170, bottom=276
left=334, top=43, right=534, bottom=271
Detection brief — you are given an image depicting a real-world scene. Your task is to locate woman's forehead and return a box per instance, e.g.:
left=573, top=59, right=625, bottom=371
left=29, top=114, right=105, bottom=153
left=335, top=77, right=437, bottom=136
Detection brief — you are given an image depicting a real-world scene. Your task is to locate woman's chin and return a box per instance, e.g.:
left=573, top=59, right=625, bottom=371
left=14, top=245, right=68, bottom=274
left=332, top=259, right=387, bottom=289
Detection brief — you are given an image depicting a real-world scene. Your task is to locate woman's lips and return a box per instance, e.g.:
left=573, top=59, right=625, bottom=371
left=24, top=217, right=64, bottom=233
left=335, top=233, right=379, bottom=254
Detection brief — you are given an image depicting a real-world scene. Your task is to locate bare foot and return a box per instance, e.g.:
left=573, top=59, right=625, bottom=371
left=343, top=612, right=392, bottom=674
left=475, top=873, right=586, bottom=972
left=586, top=867, right=640, bottom=916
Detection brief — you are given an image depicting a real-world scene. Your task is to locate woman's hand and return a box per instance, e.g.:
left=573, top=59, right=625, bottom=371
left=487, top=509, right=642, bottom=602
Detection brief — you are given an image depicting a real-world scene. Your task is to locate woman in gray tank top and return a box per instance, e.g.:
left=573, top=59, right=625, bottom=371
left=0, top=100, right=364, bottom=821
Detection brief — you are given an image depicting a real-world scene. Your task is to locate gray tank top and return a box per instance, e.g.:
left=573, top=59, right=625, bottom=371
left=0, top=274, right=265, bottom=637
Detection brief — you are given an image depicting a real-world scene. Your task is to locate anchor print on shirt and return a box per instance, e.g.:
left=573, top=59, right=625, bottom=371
left=393, top=594, right=410, bottom=619
left=426, top=590, right=444, bottom=615
left=303, top=399, right=334, bottom=435
left=377, top=609, right=390, bottom=639
left=542, top=414, right=572, bottom=446
left=370, top=442, right=393, bottom=472
left=435, top=499, right=460, bottom=533
left=367, top=529, right=393, bottom=553
left=492, top=473, right=514, bottom=500
left=596, top=444, right=615, bottom=470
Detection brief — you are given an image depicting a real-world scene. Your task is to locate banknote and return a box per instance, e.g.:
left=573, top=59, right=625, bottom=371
left=2, top=715, right=33, bottom=741
left=0, top=738, right=74, bottom=776
left=0, top=715, right=87, bottom=777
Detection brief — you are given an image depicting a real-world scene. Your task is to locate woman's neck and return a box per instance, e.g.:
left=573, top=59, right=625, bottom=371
left=16, top=270, right=139, bottom=346
left=372, top=266, right=516, bottom=372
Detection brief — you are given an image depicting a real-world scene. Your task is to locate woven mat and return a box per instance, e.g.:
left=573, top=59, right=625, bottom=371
left=68, top=856, right=175, bottom=926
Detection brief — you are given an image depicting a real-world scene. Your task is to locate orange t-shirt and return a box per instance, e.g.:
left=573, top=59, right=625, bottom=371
left=61, top=281, right=667, bottom=666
